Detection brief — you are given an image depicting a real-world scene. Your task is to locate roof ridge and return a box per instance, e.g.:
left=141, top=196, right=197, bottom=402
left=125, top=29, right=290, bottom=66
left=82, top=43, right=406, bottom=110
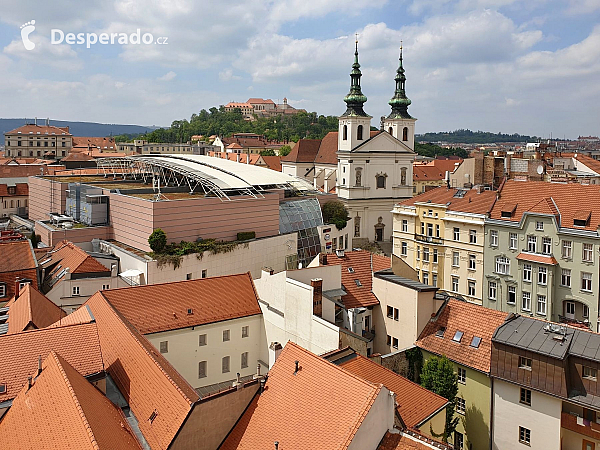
left=50, top=351, right=100, bottom=450
left=0, top=321, right=95, bottom=337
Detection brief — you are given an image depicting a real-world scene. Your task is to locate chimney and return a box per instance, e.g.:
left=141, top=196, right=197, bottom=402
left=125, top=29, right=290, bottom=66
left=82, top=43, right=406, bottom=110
left=253, top=363, right=261, bottom=379
left=320, top=253, right=328, bottom=265
left=27, top=376, right=32, bottom=391
left=236, top=153, right=240, bottom=163
left=269, top=342, right=283, bottom=367
left=37, top=355, right=42, bottom=377
left=14, top=278, right=20, bottom=300
left=311, top=278, right=323, bottom=318
left=259, top=377, right=266, bottom=394
left=294, top=360, right=300, bottom=375
left=246, top=153, right=249, bottom=164
left=233, top=372, right=243, bottom=390
left=274, top=442, right=279, bottom=450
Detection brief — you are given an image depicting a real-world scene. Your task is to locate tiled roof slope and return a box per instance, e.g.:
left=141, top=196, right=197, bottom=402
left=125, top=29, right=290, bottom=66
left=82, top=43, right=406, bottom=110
left=416, top=299, right=508, bottom=373
left=330, top=251, right=391, bottom=308
left=0, top=352, right=142, bottom=450
left=338, top=354, right=448, bottom=429
left=0, top=239, right=37, bottom=272
left=0, top=182, right=28, bottom=196
left=47, top=304, right=94, bottom=328
left=221, top=342, right=382, bottom=450
left=282, top=139, right=321, bottom=163
left=101, top=272, right=261, bottom=334
left=0, top=323, right=104, bottom=402
left=261, top=155, right=282, bottom=171
left=5, top=284, right=66, bottom=333
left=315, top=130, right=380, bottom=165
left=6, top=124, right=71, bottom=135
left=41, top=240, right=108, bottom=275
left=85, top=292, right=199, bottom=450
left=378, top=432, right=450, bottom=450
left=490, top=180, right=600, bottom=231
left=413, top=165, right=446, bottom=181
left=399, top=186, right=497, bottom=215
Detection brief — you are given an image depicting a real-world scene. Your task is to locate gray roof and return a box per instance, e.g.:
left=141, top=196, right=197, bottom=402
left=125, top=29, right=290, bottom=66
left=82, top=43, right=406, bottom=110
left=374, top=270, right=438, bottom=292
left=0, top=177, right=29, bottom=186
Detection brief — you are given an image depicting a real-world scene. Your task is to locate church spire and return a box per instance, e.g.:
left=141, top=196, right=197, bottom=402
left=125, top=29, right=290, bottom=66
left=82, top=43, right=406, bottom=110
left=388, top=42, right=412, bottom=119
left=342, top=35, right=369, bottom=117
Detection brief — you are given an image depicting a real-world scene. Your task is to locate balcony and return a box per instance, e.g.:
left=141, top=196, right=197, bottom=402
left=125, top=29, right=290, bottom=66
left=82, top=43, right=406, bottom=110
left=415, top=234, right=443, bottom=245
left=561, top=412, right=600, bottom=441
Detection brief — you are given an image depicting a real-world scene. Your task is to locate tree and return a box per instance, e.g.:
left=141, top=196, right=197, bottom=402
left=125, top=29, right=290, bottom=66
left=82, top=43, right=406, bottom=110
left=278, top=145, right=292, bottom=156
left=421, top=355, right=460, bottom=443
left=321, top=200, right=350, bottom=231
left=148, top=228, right=167, bottom=253
left=260, top=149, right=276, bottom=156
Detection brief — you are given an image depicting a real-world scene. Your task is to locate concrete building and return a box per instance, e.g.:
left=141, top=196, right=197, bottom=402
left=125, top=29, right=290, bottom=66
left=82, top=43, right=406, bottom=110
left=484, top=180, right=600, bottom=331
left=4, top=122, right=73, bottom=159
left=393, top=186, right=497, bottom=304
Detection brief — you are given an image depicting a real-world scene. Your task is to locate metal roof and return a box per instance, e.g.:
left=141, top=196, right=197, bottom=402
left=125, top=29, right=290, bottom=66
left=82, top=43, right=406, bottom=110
left=374, top=270, right=438, bottom=292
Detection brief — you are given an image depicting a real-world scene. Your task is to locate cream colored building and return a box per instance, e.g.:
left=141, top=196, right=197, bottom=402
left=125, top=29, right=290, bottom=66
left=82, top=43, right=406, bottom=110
left=4, top=123, right=73, bottom=159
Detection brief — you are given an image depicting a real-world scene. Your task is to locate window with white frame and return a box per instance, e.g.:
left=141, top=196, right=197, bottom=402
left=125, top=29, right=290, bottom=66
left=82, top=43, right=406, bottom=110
left=469, top=229, right=477, bottom=243
left=520, top=388, right=532, bottom=406
left=536, top=221, right=544, bottom=231
left=423, top=271, right=429, bottom=285
left=453, top=227, right=460, bottom=241
left=0, top=284, right=6, bottom=297
left=537, top=295, right=546, bottom=315
left=519, top=356, right=532, bottom=370
left=538, top=267, right=547, bottom=285
left=583, top=243, right=594, bottom=262
left=457, top=367, right=466, bottom=384
left=495, top=256, right=510, bottom=275
left=242, top=326, right=249, bottom=338
left=582, top=272, right=593, bottom=291
left=489, top=281, right=497, bottom=300
left=432, top=274, right=438, bottom=287
left=468, top=280, right=476, bottom=296
left=508, top=286, right=516, bottom=304
left=401, top=242, right=407, bottom=256
left=456, top=397, right=466, bottom=415
left=102, top=284, right=109, bottom=290
left=427, top=224, right=433, bottom=237
left=469, top=254, right=476, bottom=270
left=393, top=337, right=398, bottom=349
left=402, top=220, right=408, bottom=232
left=436, top=224, right=440, bottom=238
left=72, top=286, right=80, bottom=296
left=527, top=235, right=537, bottom=252
left=566, top=301, right=575, bottom=316
left=561, top=269, right=571, bottom=287
left=562, top=240, right=572, bottom=259
left=423, top=247, right=430, bottom=262
left=542, top=237, right=552, bottom=255
left=452, top=252, right=460, bottom=267
left=522, top=292, right=531, bottom=312
left=490, top=230, right=498, bottom=246
left=223, top=329, right=230, bottom=342
left=583, top=366, right=597, bottom=380
left=452, top=277, right=459, bottom=292
left=421, top=223, right=425, bottom=235
left=510, top=233, right=518, bottom=250
left=519, top=426, right=531, bottom=445
left=523, top=264, right=532, bottom=282
left=584, top=304, right=590, bottom=318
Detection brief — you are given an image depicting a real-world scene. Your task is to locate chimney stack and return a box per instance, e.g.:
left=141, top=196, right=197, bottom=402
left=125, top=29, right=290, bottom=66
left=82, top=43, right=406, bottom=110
left=14, top=278, right=20, bottom=300
left=311, top=278, right=323, bottom=318
left=259, top=377, right=266, bottom=394
left=27, top=376, right=32, bottom=391
left=294, top=360, right=300, bottom=375
left=37, top=355, right=42, bottom=377
left=274, top=442, right=279, bottom=450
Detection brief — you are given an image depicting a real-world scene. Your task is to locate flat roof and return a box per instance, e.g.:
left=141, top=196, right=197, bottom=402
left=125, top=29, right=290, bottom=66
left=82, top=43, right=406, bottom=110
left=374, top=269, right=438, bottom=292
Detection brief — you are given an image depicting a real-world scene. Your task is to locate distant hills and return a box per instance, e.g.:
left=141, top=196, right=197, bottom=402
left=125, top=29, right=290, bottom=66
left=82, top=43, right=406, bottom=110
left=0, top=119, right=157, bottom=143
left=417, top=129, right=538, bottom=144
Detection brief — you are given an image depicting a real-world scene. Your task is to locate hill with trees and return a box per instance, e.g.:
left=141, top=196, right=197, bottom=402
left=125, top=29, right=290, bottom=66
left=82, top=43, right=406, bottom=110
left=417, top=129, right=537, bottom=144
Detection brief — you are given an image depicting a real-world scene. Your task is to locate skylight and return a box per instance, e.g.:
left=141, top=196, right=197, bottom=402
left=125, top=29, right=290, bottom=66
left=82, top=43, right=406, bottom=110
left=354, top=279, right=362, bottom=287
left=0, top=383, right=5, bottom=394
left=452, top=331, right=464, bottom=343
left=435, top=327, right=446, bottom=338
left=470, top=336, right=482, bottom=348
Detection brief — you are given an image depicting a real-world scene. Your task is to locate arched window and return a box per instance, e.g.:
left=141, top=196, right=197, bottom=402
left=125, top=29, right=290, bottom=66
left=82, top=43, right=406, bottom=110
left=388, top=127, right=393, bottom=135
left=355, top=168, right=362, bottom=187
left=401, top=167, right=407, bottom=186
left=357, top=125, right=363, bottom=140
left=402, top=127, right=409, bottom=141
left=343, top=125, right=348, bottom=141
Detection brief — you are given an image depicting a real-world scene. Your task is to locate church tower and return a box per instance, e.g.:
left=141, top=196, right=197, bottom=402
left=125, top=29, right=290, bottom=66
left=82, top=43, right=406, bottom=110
left=384, top=43, right=416, bottom=151
left=338, top=38, right=372, bottom=152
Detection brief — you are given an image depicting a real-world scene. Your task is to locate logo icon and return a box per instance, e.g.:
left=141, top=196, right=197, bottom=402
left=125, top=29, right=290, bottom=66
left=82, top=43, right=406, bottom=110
left=21, top=20, right=36, bottom=50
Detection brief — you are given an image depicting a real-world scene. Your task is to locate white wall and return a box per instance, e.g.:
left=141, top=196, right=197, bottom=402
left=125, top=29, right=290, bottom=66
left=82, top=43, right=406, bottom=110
left=493, top=379, right=561, bottom=450
left=348, top=387, right=395, bottom=450
left=45, top=274, right=129, bottom=312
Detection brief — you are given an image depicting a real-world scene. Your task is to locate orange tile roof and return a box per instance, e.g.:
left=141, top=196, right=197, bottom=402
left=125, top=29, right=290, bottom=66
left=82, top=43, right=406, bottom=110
left=282, top=139, right=321, bottom=163
left=0, top=181, right=28, bottom=197
left=72, top=136, right=117, bottom=150
left=221, top=342, right=382, bottom=450
left=0, top=323, right=104, bottom=402
left=399, top=186, right=497, bottom=215
left=6, top=124, right=71, bottom=135
left=247, top=98, right=275, bottom=104
left=101, top=272, right=261, bottom=334
left=516, top=252, right=558, bottom=265
left=412, top=165, right=446, bottom=181
left=47, top=304, right=94, bottom=328
left=261, top=155, right=282, bottom=171
left=416, top=299, right=508, bottom=373
left=378, top=431, right=450, bottom=450
left=0, top=239, right=37, bottom=272
left=84, top=292, right=199, bottom=450
left=41, top=240, right=109, bottom=278
left=5, top=284, right=66, bottom=334
left=491, top=180, right=600, bottom=231
left=328, top=251, right=391, bottom=308
left=0, top=351, right=142, bottom=450
left=338, top=354, right=448, bottom=429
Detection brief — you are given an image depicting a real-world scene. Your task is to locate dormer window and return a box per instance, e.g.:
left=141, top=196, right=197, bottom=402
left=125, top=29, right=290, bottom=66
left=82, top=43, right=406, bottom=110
left=574, top=210, right=591, bottom=227
left=435, top=327, right=446, bottom=338
left=501, top=203, right=517, bottom=218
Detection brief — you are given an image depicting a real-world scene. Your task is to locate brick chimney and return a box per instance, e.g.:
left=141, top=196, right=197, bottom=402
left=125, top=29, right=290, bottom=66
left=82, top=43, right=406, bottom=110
left=311, top=278, right=323, bottom=318
left=14, top=278, right=20, bottom=300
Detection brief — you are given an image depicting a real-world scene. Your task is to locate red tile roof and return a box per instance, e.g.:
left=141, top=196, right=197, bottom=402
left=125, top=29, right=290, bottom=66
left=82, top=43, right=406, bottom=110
left=399, top=186, right=497, bottom=215
left=0, top=239, right=37, bottom=272
left=416, top=299, right=508, bottom=373
left=412, top=165, right=446, bottom=181
left=282, top=139, right=321, bottom=163
left=0, top=181, right=28, bottom=197
left=516, top=252, right=558, bottom=265
left=40, top=240, right=108, bottom=278
left=221, top=342, right=382, bottom=450
left=261, top=155, right=282, bottom=171
left=47, top=304, right=94, bottom=328
left=0, top=351, right=142, bottom=450
left=491, top=180, right=600, bottom=231
left=5, top=284, right=66, bottom=333
left=338, top=354, right=448, bottom=429
left=0, top=323, right=104, bottom=402
left=328, top=250, right=391, bottom=308
left=101, top=273, right=261, bottom=334
left=247, top=98, right=275, bottom=105
left=72, top=136, right=116, bottom=151
left=378, top=431, right=450, bottom=450
left=6, top=124, right=71, bottom=135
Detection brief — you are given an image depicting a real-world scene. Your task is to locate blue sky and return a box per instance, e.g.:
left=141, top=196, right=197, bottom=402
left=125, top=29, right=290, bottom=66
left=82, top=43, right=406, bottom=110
left=0, top=0, right=599, bottom=138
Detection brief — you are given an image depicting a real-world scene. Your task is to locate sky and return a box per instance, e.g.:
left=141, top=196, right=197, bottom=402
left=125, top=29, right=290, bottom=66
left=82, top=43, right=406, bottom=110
left=0, top=0, right=599, bottom=138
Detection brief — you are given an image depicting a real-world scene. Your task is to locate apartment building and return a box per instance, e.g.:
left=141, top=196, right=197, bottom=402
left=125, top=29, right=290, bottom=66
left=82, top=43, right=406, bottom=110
left=4, top=123, right=73, bottom=159
left=484, top=180, right=600, bottom=331
left=116, top=139, right=211, bottom=155
left=392, top=186, right=496, bottom=304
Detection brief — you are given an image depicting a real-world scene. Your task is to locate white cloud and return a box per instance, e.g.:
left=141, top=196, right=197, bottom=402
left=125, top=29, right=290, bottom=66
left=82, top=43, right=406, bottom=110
left=219, top=69, right=242, bottom=81
left=157, top=71, right=176, bottom=81
left=3, top=35, right=82, bottom=70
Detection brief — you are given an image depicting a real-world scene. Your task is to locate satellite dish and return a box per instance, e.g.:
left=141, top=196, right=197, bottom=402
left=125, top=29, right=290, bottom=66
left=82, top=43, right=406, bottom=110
left=537, top=165, right=543, bottom=175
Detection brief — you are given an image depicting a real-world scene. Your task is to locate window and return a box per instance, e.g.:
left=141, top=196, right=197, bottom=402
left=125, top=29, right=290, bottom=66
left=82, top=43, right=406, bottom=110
left=453, top=227, right=460, bottom=241
left=102, top=284, right=110, bottom=290
left=469, top=229, right=477, bottom=244
left=402, top=219, right=408, bottom=232
left=436, top=224, right=440, bottom=238
left=199, top=334, right=207, bottom=346
left=471, top=336, right=482, bottom=348
left=241, top=352, right=249, bottom=369
left=198, top=361, right=207, bottom=378
left=387, top=306, right=394, bottom=318
left=402, top=127, right=408, bottom=141
left=523, top=263, right=532, bottom=282
left=468, top=281, right=476, bottom=296
left=519, top=427, right=531, bottom=445
left=394, top=308, right=399, bottom=321
left=469, top=254, right=476, bottom=270
left=0, top=383, right=5, bottom=394
left=222, top=356, right=230, bottom=373
left=583, top=366, right=597, bottom=380
left=561, top=269, right=571, bottom=287
left=452, top=277, right=459, bottom=292
left=376, top=175, right=386, bottom=189
left=423, top=247, right=430, bottom=262
left=522, top=292, right=531, bottom=312
left=527, top=235, right=537, bottom=253
left=457, top=367, right=466, bottom=384
left=489, top=281, right=497, bottom=300
left=536, top=221, right=544, bottom=231
left=583, top=243, right=594, bottom=262
left=495, top=256, right=510, bottom=275
left=452, top=252, right=460, bottom=267
left=432, top=274, right=438, bottom=287
left=354, top=279, right=362, bottom=287
left=421, top=223, right=425, bottom=235
left=510, top=233, right=518, bottom=249
left=436, top=327, right=446, bottom=338
left=223, top=329, right=230, bottom=342
left=423, top=272, right=429, bottom=285
left=387, top=335, right=392, bottom=345
left=357, top=124, right=363, bottom=140
left=456, top=397, right=466, bottom=415
left=427, top=224, right=433, bottom=237
left=417, top=246, right=420, bottom=260
left=566, top=301, right=575, bottom=315
left=201, top=269, right=207, bottom=278
left=542, top=237, right=552, bottom=255
left=186, top=273, right=192, bottom=280
left=393, top=337, right=398, bottom=349
left=343, top=125, right=347, bottom=140
left=537, top=295, right=546, bottom=315
left=519, top=356, right=532, bottom=370
left=454, top=432, right=464, bottom=450
left=452, top=330, right=464, bottom=343
left=0, top=284, right=6, bottom=297
left=490, top=230, right=498, bottom=246
left=242, top=326, right=249, bottom=338
left=72, top=286, right=80, bottom=296
left=582, top=272, right=593, bottom=291
left=562, top=240, right=572, bottom=259
left=159, top=341, right=168, bottom=353
left=520, top=387, right=532, bottom=405
left=584, top=304, right=590, bottom=318
left=400, top=241, right=407, bottom=256
left=538, top=267, right=547, bottom=285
